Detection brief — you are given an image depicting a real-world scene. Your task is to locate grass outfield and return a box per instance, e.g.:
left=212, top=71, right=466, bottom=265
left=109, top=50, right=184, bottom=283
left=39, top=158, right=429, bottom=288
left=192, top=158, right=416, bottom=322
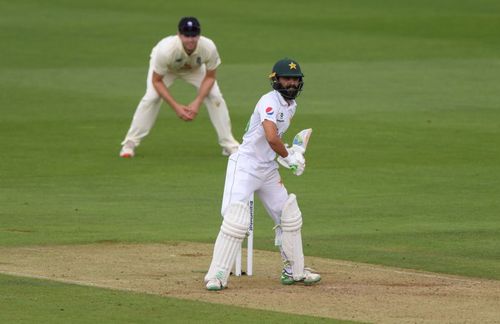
left=1, top=0, right=500, bottom=322
left=0, top=274, right=348, bottom=324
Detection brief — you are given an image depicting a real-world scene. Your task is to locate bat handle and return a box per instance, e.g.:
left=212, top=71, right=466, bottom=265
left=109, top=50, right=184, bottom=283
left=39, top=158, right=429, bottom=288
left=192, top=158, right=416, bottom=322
left=292, top=145, right=305, bottom=155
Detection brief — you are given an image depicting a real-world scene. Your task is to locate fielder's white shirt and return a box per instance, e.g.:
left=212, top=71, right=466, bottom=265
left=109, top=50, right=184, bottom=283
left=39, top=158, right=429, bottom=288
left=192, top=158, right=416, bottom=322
left=152, top=35, right=221, bottom=75
left=238, top=90, right=297, bottom=164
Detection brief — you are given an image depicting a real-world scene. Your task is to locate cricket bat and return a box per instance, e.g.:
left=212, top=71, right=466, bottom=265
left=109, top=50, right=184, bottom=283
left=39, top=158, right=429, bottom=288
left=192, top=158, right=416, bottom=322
left=278, top=128, right=313, bottom=170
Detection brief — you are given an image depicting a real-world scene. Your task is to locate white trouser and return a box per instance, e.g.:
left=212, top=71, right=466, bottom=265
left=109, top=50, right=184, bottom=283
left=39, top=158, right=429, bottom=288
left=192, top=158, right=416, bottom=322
left=221, top=153, right=289, bottom=228
left=216, top=152, right=310, bottom=277
left=205, top=152, right=291, bottom=284
left=121, top=59, right=239, bottom=150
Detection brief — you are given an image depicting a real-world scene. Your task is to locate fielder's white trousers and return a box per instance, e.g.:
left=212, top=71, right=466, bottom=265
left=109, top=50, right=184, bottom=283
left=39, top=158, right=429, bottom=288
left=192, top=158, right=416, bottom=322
left=221, top=152, right=289, bottom=226
left=121, top=59, right=239, bottom=151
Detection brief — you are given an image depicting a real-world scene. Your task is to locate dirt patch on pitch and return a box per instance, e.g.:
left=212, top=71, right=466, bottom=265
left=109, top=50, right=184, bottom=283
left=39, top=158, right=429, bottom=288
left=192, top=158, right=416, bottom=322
left=1, top=242, right=499, bottom=323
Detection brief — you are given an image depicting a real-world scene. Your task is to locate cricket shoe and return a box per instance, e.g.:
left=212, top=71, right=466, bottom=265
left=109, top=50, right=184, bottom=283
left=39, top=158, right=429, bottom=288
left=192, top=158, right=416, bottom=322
left=206, top=278, right=225, bottom=291
left=280, top=267, right=321, bottom=286
left=120, top=141, right=136, bottom=158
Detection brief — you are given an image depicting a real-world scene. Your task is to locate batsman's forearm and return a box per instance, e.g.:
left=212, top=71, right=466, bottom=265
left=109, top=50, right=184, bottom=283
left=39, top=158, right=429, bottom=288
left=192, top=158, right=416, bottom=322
left=262, top=119, right=288, bottom=157
left=268, top=138, right=288, bottom=157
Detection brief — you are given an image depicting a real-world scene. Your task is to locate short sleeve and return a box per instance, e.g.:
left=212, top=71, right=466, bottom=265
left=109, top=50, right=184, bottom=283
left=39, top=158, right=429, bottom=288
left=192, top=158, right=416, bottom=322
left=203, top=39, right=221, bottom=71
left=152, top=40, right=171, bottom=75
left=256, top=100, right=277, bottom=125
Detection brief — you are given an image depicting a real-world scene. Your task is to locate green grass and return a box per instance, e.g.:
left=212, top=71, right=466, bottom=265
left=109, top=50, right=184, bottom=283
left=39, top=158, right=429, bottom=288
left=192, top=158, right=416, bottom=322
left=1, top=0, right=500, bottom=322
left=0, top=274, right=348, bottom=324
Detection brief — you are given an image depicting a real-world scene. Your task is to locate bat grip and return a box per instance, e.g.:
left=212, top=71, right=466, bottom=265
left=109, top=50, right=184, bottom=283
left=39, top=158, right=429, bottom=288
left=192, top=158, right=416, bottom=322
left=292, top=145, right=305, bottom=155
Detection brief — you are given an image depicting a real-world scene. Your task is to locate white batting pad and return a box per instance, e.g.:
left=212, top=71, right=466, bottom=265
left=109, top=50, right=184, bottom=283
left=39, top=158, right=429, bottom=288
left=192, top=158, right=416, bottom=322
left=280, top=194, right=305, bottom=280
left=220, top=202, right=250, bottom=239
left=205, top=202, right=250, bottom=286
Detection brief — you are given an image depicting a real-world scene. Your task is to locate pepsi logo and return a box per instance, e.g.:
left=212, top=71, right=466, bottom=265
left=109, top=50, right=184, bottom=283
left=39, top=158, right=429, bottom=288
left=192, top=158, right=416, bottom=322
left=265, top=107, right=274, bottom=115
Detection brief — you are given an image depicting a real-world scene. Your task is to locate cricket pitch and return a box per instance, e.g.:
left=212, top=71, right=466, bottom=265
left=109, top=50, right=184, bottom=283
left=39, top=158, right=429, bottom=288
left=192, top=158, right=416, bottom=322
left=1, top=242, right=499, bottom=323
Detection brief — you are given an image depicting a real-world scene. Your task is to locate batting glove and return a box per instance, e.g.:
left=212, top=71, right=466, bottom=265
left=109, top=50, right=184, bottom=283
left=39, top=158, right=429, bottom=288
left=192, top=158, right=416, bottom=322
left=279, top=147, right=306, bottom=176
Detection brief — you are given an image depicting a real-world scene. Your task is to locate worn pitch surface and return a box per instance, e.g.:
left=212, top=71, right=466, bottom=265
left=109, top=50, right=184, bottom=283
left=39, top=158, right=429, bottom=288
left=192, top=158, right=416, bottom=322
left=1, top=242, right=499, bottom=323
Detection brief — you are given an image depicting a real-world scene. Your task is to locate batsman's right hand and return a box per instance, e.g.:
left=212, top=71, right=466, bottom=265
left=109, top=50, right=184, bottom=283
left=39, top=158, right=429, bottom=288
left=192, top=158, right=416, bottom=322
left=279, top=147, right=306, bottom=176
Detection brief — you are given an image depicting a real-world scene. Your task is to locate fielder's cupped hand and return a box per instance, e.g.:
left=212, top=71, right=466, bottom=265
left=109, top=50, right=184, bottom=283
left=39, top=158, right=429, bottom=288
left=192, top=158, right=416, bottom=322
left=186, top=100, right=202, bottom=120
left=174, top=104, right=194, bottom=121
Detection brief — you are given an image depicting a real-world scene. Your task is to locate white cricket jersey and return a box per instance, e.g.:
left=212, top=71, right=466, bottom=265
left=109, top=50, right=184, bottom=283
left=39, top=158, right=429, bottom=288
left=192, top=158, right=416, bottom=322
left=238, top=90, right=297, bottom=164
left=151, top=35, right=221, bottom=75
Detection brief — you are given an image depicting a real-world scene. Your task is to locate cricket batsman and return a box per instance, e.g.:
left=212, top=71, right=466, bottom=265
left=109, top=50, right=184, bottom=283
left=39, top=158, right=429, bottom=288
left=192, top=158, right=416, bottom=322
left=204, top=58, right=321, bottom=291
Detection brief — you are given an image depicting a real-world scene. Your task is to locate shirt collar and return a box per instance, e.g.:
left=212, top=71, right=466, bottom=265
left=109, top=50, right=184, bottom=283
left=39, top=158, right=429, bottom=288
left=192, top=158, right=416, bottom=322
left=274, top=90, right=296, bottom=108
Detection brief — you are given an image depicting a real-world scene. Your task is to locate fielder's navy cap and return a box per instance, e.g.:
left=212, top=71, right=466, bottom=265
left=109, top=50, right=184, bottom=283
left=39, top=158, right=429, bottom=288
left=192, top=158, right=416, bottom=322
left=178, top=17, right=201, bottom=36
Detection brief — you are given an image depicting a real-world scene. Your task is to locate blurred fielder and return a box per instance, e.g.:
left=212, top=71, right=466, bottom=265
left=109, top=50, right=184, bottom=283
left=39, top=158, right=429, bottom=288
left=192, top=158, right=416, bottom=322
left=120, top=16, right=239, bottom=158
left=204, top=58, right=321, bottom=291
